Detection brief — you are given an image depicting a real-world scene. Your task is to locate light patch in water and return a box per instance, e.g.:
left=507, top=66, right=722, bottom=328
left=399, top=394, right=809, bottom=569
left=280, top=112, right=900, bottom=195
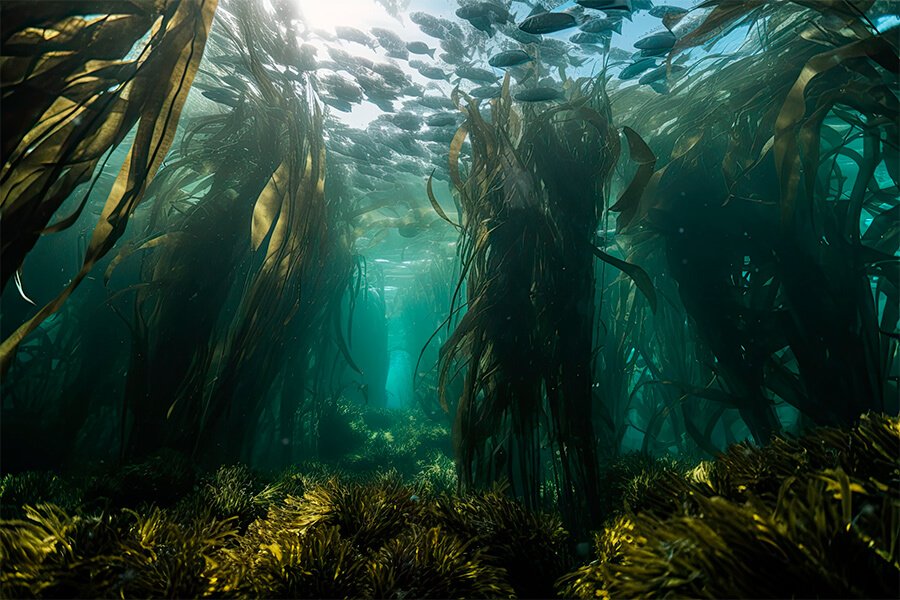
left=294, top=0, right=383, bottom=32
left=875, top=14, right=900, bottom=32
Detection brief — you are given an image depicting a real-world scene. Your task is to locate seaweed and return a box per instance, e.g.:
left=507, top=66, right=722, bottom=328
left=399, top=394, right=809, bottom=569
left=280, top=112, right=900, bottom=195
left=558, top=413, right=900, bottom=599
left=0, top=0, right=218, bottom=373
left=436, top=75, right=655, bottom=535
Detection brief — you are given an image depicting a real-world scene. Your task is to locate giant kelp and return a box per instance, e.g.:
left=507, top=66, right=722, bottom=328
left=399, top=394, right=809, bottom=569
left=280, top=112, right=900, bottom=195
left=608, top=0, right=899, bottom=440
left=105, top=0, right=357, bottom=465
left=0, top=0, right=218, bottom=373
left=434, top=77, right=657, bottom=534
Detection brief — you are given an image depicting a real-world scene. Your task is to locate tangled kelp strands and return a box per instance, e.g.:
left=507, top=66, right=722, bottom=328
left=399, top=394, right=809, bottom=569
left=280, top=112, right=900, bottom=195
left=1, top=0, right=899, bottom=598
left=560, top=413, right=900, bottom=599
left=1, top=414, right=897, bottom=599
left=0, top=473, right=566, bottom=599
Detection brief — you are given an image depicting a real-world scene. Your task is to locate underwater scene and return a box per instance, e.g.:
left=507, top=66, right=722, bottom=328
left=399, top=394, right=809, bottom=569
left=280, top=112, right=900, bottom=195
left=1, top=0, right=898, bottom=597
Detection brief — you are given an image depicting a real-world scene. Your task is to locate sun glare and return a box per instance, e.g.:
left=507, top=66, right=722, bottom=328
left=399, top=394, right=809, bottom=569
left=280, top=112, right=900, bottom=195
left=295, top=0, right=384, bottom=32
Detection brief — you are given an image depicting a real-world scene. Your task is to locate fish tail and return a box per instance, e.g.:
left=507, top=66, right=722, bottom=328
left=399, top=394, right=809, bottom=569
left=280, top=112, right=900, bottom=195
left=427, top=48, right=435, bottom=58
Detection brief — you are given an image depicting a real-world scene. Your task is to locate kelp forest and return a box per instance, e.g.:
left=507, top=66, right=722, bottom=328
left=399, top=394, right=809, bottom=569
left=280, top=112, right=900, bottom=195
left=1, top=0, right=898, bottom=598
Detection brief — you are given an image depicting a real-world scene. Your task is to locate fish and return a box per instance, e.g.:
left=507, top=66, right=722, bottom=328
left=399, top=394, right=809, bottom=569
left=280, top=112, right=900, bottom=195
left=415, top=22, right=448, bottom=39
left=371, top=98, right=395, bottom=112
left=326, top=46, right=356, bottom=68
left=401, top=84, right=423, bottom=97
left=386, top=47, right=410, bottom=61
left=416, top=95, right=455, bottom=110
left=421, top=126, right=456, bottom=143
left=425, top=112, right=458, bottom=127
left=619, top=57, right=659, bottom=79
left=312, top=28, right=337, bottom=42
left=576, top=0, right=632, bottom=11
left=488, top=49, right=533, bottom=68
left=410, top=11, right=436, bottom=25
left=410, top=11, right=447, bottom=39
left=418, top=66, right=449, bottom=81
left=321, top=73, right=364, bottom=102
left=570, top=31, right=611, bottom=44
left=456, top=2, right=512, bottom=28
left=579, top=43, right=608, bottom=55
left=514, top=86, right=563, bottom=102
left=455, top=65, right=498, bottom=83
left=638, top=63, right=686, bottom=85
left=634, top=31, right=677, bottom=50
left=608, top=46, right=633, bottom=62
left=335, top=26, right=374, bottom=47
left=499, top=22, right=543, bottom=44
left=649, top=5, right=689, bottom=18
left=640, top=46, right=672, bottom=57
left=579, top=17, right=623, bottom=34
left=371, top=62, right=409, bottom=87
left=406, top=41, right=435, bottom=58
left=469, top=85, right=502, bottom=99
left=389, top=112, right=423, bottom=132
left=465, top=15, right=496, bottom=36
left=370, top=27, right=405, bottom=50
left=518, top=12, right=579, bottom=35
left=322, top=96, right=353, bottom=113
left=440, top=37, right=467, bottom=58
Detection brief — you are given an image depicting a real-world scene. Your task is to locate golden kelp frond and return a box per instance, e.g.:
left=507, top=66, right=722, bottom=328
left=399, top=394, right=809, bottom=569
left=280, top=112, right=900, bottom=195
left=558, top=414, right=900, bottom=599
left=562, top=473, right=898, bottom=599
left=367, top=526, right=515, bottom=599
left=103, top=0, right=356, bottom=463
left=0, top=0, right=218, bottom=373
left=438, top=72, right=653, bottom=536
left=712, top=412, right=900, bottom=504
left=606, top=0, right=898, bottom=437
left=264, top=476, right=422, bottom=552
left=427, top=489, right=571, bottom=598
left=0, top=503, right=237, bottom=599
left=211, top=525, right=368, bottom=599
left=187, top=0, right=356, bottom=463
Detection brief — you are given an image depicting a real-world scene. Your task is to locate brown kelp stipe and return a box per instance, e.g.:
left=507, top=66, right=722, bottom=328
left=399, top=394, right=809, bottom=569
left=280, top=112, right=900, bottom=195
left=0, top=0, right=219, bottom=374
left=609, top=0, right=898, bottom=441
left=105, top=0, right=357, bottom=465
left=434, top=75, right=656, bottom=536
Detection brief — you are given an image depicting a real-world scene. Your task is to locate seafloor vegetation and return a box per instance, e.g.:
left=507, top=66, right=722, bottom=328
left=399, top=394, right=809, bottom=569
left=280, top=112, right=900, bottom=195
left=1, top=0, right=898, bottom=597
left=2, top=412, right=897, bottom=599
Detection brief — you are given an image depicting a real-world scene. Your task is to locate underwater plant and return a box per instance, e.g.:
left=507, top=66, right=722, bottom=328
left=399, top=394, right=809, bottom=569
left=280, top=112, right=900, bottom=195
left=367, top=525, right=515, bottom=599
left=211, top=525, right=368, bottom=599
left=85, top=449, right=195, bottom=510
left=178, top=464, right=268, bottom=530
left=435, top=74, right=657, bottom=535
left=0, top=0, right=218, bottom=374
left=266, top=475, right=423, bottom=553
left=0, top=503, right=237, bottom=599
left=428, top=487, right=572, bottom=598
left=609, top=0, right=899, bottom=439
left=558, top=413, right=900, bottom=599
left=99, top=0, right=358, bottom=466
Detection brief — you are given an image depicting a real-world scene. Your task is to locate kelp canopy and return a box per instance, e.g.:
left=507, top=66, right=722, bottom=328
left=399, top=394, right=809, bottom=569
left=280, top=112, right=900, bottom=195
left=609, top=0, right=899, bottom=441
left=1, top=0, right=898, bottom=569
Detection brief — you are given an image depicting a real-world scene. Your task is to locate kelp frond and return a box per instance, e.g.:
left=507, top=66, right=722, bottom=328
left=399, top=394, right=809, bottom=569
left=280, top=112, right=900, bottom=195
left=0, top=0, right=218, bottom=373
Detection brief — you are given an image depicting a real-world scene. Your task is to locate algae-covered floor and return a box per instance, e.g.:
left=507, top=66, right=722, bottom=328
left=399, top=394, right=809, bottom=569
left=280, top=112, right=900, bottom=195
left=2, top=414, right=897, bottom=599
